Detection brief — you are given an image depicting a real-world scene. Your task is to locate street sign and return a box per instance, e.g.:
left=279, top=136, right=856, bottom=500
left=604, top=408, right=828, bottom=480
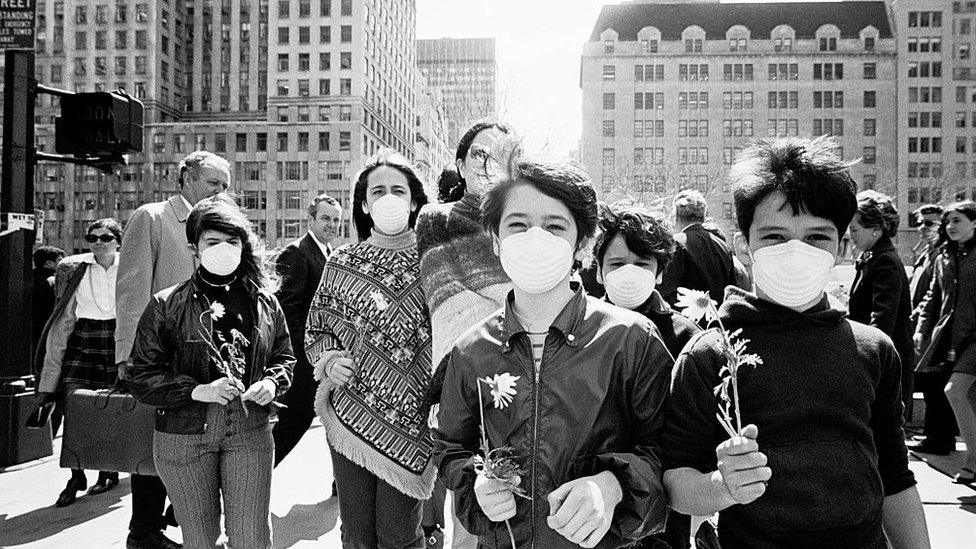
left=0, top=0, right=36, bottom=50
left=55, top=91, right=144, bottom=156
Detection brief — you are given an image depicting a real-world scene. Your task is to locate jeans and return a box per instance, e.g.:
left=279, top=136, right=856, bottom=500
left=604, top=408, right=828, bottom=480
left=331, top=448, right=424, bottom=549
left=153, top=401, right=274, bottom=549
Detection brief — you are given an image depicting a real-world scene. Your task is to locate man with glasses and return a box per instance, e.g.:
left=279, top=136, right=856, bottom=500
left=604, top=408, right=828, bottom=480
left=115, top=150, right=231, bottom=549
left=908, top=204, right=959, bottom=455
left=272, top=193, right=342, bottom=466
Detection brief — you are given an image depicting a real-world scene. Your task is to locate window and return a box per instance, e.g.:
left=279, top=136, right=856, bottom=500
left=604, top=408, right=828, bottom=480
left=115, top=30, right=127, bottom=48
left=341, top=0, right=352, bottom=16
left=319, top=131, right=330, bottom=151
left=114, top=56, right=126, bottom=75
left=819, top=36, right=837, bottom=51
left=299, top=26, right=310, bottom=44
left=684, top=38, right=702, bottom=53
left=773, top=37, right=793, bottom=53
left=722, top=64, right=754, bottom=81
left=602, top=65, right=616, bottom=80
left=602, top=148, right=615, bottom=166
left=340, top=25, right=351, bottom=42
left=278, top=27, right=289, bottom=44
left=864, top=36, right=875, bottom=51
left=604, top=40, right=614, bottom=54
left=298, top=132, right=309, bottom=151
left=277, top=106, right=289, bottom=122
left=320, top=26, right=331, bottom=43
left=863, top=119, right=876, bottom=136
left=278, top=53, right=289, bottom=71
left=277, top=132, right=289, bottom=151
left=909, top=11, right=942, bottom=28
left=767, top=63, right=799, bottom=81
left=339, top=78, right=351, bottom=95
left=814, top=63, right=844, bottom=80
left=277, top=79, right=289, bottom=96
left=864, top=91, right=876, bottom=108
left=603, top=93, right=615, bottom=110
left=339, top=131, right=351, bottom=151
left=602, top=120, right=615, bottom=137
left=319, top=52, right=331, bottom=70
left=75, top=31, right=86, bottom=50
left=298, top=53, right=310, bottom=71
left=729, top=38, right=747, bottom=52
left=339, top=105, right=351, bottom=121
left=340, top=52, right=352, bottom=69
left=298, top=79, right=310, bottom=96
left=318, top=79, right=331, bottom=95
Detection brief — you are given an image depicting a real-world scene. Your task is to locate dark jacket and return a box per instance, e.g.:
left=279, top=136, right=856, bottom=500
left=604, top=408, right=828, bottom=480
left=434, top=286, right=672, bottom=549
left=910, top=244, right=939, bottom=317
left=275, top=233, right=329, bottom=366
left=33, top=256, right=90, bottom=393
left=627, top=290, right=701, bottom=359
left=129, top=273, right=295, bottom=434
left=848, top=236, right=914, bottom=371
left=916, top=241, right=976, bottom=373
left=664, top=287, right=915, bottom=548
left=659, top=223, right=736, bottom=307
left=32, top=267, right=57, bottom=350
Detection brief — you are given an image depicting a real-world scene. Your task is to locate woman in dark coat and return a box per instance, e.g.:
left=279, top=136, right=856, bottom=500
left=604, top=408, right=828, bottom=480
left=847, top=190, right=914, bottom=418
left=915, top=201, right=976, bottom=485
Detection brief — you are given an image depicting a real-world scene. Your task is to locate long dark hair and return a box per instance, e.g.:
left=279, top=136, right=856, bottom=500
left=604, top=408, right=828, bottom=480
left=454, top=121, right=518, bottom=195
left=351, top=149, right=429, bottom=242
left=186, top=193, right=278, bottom=293
left=940, top=200, right=976, bottom=251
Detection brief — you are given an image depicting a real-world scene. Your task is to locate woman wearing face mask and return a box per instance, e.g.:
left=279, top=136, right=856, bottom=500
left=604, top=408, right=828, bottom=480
left=129, top=194, right=294, bottom=549
left=433, top=157, right=671, bottom=548
left=915, top=200, right=976, bottom=485
left=847, top=190, right=914, bottom=418
left=36, top=218, right=124, bottom=506
left=305, top=150, right=433, bottom=548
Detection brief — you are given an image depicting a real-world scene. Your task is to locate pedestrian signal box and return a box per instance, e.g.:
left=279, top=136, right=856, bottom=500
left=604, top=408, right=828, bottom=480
left=54, top=91, right=144, bottom=156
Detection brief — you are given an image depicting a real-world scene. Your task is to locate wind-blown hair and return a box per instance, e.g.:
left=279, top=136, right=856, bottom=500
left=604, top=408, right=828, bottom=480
left=674, top=189, right=707, bottom=224
left=351, top=149, right=429, bottom=242
left=940, top=200, right=976, bottom=250
left=481, top=156, right=598, bottom=249
left=729, top=135, right=858, bottom=239
left=186, top=193, right=278, bottom=293
left=855, top=190, right=900, bottom=238
left=454, top=121, right=521, bottom=195
left=593, top=204, right=676, bottom=275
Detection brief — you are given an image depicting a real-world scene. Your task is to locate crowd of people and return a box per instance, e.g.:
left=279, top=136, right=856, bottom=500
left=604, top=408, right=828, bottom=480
left=28, top=122, right=976, bottom=549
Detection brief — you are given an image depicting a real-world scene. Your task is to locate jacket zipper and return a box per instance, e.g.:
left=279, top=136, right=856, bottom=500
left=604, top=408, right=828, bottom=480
left=529, top=334, right=549, bottom=549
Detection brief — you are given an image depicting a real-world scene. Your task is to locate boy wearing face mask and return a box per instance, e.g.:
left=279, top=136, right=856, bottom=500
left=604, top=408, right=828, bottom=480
left=662, top=136, right=930, bottom=549
left=433, top=157, right=671, bottom=548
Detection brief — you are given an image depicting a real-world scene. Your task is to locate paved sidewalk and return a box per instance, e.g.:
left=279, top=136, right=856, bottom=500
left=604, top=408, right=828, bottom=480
left=1, top=420, right=973, bottom=548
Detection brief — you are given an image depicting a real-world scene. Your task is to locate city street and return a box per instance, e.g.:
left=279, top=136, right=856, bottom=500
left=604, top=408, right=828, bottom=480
left=1, top=418, right=974, bottom=548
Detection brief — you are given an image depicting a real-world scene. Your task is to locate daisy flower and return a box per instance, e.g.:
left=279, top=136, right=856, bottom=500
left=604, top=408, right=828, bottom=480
left=480, top=373, right=520, bottom=409
left=675, top=287, right=717, bottom=323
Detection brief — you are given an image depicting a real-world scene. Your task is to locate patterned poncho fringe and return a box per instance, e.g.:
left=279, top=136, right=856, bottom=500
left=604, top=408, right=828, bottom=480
left=306, top=232, right=436, bottom=499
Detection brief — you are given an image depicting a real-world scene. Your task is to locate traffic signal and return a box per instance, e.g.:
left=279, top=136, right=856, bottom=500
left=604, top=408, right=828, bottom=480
left=54, top=90, right=143, bottom=157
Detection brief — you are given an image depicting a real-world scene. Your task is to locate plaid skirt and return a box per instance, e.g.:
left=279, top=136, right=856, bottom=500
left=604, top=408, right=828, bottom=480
left=62, top=318, right=118, bottom=389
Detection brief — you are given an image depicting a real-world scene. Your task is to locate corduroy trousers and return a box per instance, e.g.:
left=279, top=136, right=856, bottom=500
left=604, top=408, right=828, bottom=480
left=153, top=401, right=274, bottom=549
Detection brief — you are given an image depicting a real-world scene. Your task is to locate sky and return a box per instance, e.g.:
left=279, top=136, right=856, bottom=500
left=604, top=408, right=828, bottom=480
left=416, top=0, right=844, bottom=157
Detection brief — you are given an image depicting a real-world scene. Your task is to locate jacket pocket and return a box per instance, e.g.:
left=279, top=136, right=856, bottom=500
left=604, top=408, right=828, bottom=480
left=737, top=436, right=883, bottom=533
left=154, top=404, right=207, bottom=435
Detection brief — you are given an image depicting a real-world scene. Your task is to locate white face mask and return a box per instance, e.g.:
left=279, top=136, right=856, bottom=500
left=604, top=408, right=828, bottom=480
left=751, top=240, right=835, bottom=308
left=499, top=226, right=574, bottom=294
left=368, top=194, right=410, bottom=235
left=200, top=241, right=242, bottom=276
left=604, top=264, right=657, bottom=309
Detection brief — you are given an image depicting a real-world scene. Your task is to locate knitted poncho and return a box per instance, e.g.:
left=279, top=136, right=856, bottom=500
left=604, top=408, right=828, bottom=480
left=306, top=229, right=435, bottom=499
left=415, top=193, right=512, bottom=367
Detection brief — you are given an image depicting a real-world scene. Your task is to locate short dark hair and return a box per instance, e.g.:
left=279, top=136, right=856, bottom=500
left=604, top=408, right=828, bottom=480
left=729, top=136, right=858, bottom=240
left=855, top=190, right=900, bottom=238
left=593, top=204, right=675, bottom=275
left=454, top=121, right=520, bottom=194
left=674, top=189, right=707, bottom=223
left=436, top=165, right=463, bottom=203
left=351, top=149, right=429, bottom=242
left=88, top=218, right=123, bottom=244
left=941, top=200, right=976, bottom=250
left=307, top=193, right=340, bottom=218
left=33, top=245, right=65, bottom=269
left=481, top=156, right=598, bottom=248
left=914, top=204, right=944, bottom=223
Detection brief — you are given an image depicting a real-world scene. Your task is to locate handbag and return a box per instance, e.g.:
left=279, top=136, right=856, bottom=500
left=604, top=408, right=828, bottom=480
left=60, top=388, right=157, bottom=475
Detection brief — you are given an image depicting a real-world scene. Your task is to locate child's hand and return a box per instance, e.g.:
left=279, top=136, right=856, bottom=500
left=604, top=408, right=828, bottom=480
left=242, top=378, right=277, bottom=406
left=546, top=471, right=622, bottom=548
left=313, top=350, right=358, bottom=387
left=713, top=424, right=771, bottom=506
left=191, top=377, right=244, bottom=405
left=474, top=474, right=516, bottom=522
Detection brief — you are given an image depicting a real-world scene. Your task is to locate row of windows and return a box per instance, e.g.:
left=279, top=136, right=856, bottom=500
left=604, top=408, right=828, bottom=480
left=615, top=35, right=876, bottom=55
left=69, top=4, right=150, bottom=25
left=277, top=0, right=353, bottom=18
left=605, top=145, right=879, bottom=167
left=276, top=77, right=351, bottom=96
left=149, top=129, right=353, bottom=155
left=277, top=52, right=352, bottom=71
left=601, top=90, right=878, bottom=111
left=605, top=62, right=877, bottom=81
left=277, top=25, right=352, bottom=45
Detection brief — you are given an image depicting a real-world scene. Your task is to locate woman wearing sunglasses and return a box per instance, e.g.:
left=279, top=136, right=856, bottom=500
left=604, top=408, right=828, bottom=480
left=36, top=218, right=124, bottom=506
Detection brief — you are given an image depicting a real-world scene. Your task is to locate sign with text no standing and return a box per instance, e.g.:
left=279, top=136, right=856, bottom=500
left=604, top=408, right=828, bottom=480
left=0, top=0, right=35, bottom=50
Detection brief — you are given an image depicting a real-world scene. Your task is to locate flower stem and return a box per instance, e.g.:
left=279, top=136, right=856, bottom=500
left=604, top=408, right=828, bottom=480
left=506, top=519, right=517, bottom=548
left=477, top=381, right=488, bottom=450
left=732, top=369, right=742, bottom=434
left=710, top=303, right=743, bottom=434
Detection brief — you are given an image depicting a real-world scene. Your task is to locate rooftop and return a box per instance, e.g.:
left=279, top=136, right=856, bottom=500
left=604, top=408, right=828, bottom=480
left=589, top=1, right=893, bottom=41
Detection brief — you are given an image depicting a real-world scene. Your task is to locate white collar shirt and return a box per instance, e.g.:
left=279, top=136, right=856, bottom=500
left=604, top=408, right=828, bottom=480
left=308, top=231, right=332, bottom=258
left=75, top=252, right=119, bottom=320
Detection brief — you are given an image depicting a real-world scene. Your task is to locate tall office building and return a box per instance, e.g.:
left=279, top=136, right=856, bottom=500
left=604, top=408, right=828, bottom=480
left=890, top=0, right=976, bottom=215
left=581, top=1, right=897, bottom=239
left=32, top=0, right=437, bottom=252
left=417, top=37, right=497, bottom=148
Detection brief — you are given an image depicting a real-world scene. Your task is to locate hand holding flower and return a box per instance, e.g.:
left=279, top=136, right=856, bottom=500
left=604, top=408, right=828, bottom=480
left=713, top=424, right=770, bottom=506
left=475, top=474, right=517, bottom=522
left=547, top=471, right=622, bottom=548
left=192, top=377, right=246, bottom=405
left=242, top=378, right=278, bottom=406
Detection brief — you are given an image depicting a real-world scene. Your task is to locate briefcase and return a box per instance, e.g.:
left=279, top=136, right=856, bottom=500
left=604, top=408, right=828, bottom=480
left=61, top=388, right=157, bottom=475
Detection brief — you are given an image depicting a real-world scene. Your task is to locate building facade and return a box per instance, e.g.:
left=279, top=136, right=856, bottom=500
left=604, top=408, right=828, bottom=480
left=581, top=0, right=898, bottom=240
left=417, top=37, right=497, bottom=149
left=31, top=0, right=444, bottom=252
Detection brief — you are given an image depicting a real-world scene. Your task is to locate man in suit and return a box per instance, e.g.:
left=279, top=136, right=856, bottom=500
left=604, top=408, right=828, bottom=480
left=115, top=150, right=230, bottom=549
left=272, top=193, right=342, bottom=465
left=658, top=189, right=737, bottom=307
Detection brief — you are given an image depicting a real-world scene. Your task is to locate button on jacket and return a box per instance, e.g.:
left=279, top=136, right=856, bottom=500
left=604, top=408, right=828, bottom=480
left=433, top=286, right=672, bottom=548
left=129, top=273, right=295, bottom=434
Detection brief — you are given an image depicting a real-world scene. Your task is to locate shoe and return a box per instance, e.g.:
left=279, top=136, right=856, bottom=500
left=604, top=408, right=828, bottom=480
left=87, top=473, right=119, bottom=495
left=164, top=504, right=179, bottom=527
left=952, top=468, right=976, bottom=486
left=906, top=438, right=954, bottom=455
left=55, top=476, right=87, bottom=507
left=126, top=531, right=183, bottom=549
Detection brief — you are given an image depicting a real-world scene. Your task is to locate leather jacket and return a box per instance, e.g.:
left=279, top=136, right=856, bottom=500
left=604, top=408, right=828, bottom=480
left=433, top=286, right=671, bottom=548
left=130, top=273, right=295, bottom=434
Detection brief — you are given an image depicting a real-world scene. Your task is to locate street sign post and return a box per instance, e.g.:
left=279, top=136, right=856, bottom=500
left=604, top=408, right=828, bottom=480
left=0, top=0, right=36, bottom=50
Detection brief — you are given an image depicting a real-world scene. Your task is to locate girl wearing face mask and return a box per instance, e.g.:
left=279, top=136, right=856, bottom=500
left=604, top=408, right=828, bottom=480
left=433, top=157, right=672, bottom=548
left=847, top=190, right=914, bottom=418
left=36, top=218, right=124, bottom=507
left=129, top=194, right=295, bottom=549
left=305, top=150, right=433, bottom=548
left=916, top=200, right=976, bottom=485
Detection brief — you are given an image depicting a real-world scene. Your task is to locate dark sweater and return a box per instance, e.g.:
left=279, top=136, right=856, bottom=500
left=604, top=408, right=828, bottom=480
left=198, top=269, right=256, bottom=382
left=630, top=290, right=700, bottom=359
left=664, top=287, right=915, bottom=549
